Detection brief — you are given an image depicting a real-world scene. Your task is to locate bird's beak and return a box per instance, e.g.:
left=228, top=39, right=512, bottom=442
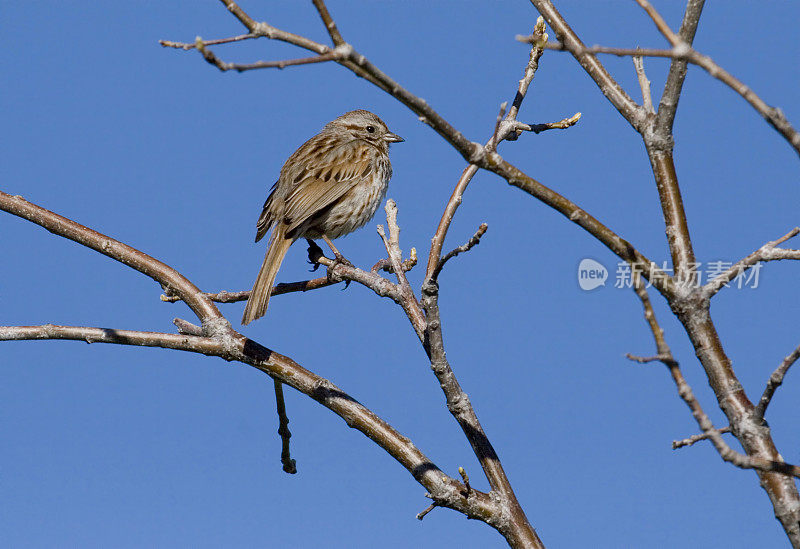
left=384, top=132, right=404, bottom=143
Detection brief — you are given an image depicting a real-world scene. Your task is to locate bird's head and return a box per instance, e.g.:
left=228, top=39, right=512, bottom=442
left=325, top=109, right=404, bottom=148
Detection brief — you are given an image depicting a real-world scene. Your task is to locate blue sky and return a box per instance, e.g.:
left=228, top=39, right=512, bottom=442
left=2, top=2, right=799, bottom=547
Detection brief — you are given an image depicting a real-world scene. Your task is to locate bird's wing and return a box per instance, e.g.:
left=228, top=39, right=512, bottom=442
left=255, top=181, right=278, bottom=243
left=282, top=139, right=374, bottom=236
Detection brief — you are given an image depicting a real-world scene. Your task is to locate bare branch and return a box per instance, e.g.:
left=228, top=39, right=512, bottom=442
left=272, top=378, right=297, bottom=474
left=174, top=318, right=203, bottom=336
left=0, top=324, right=224, bottom=353
left=628, top=333, right=800, bottom=478
left=633, top=0, right=682, bottom=47
left=377, top=201, right=426, bottom=340
left=0, top=191, right=221, bottom=325
left=419, top=278, right=541, bottom=545
left=312, top=252, right=403, bottom=304
left=533, top=40, right=687, bottom=58
left=534, top=40, right=800, bottom=156
left=371, top=247, right=417, bottom=274
left=432, top=224, right=488, bottom=280
left=416, top=502, right=439, bottom=521
left=622, top=272, right=800, bottom=478
left=527, top=0, right=647, bottom=132
left=491, top=102, right=508, bottom=151
left=755, top=343, right=800, bottom=420
left=633, top=55, right=654, bottom=113
left=218, top=0, right=258, bottom=30
left=311, top=0, right=345, bottom=46
left=673, top=426, right=731, bottom=450
left=425, top=164, right=480, bottom=282
left=208, top=0, right=478, bottom=158
left=627, top=319, right=800, bottom=480
left=195, top=37, right=344, bottom=72
left=702, top=227, right=800, bottom=299
left=0, top=323, right=493, bottom=519
left=686, top=50, right=800, bottom=157
left=485, top=155, right=674, bottom=296
left=166, top=6, right=666, bottom=302
left=654, top=0, right=705, bottom=140
left=426, top=17, right=557, bottom=283
left=160, top=33, right=256, bottom=50
left=161, top=277, right=338, bottom=304
left=459, top=466, right=472, bottom=496
left=629, top=270, right=674, bottom=360
left=515, top=112, right=582, bottom=134
left=506, top=16, right=548, bottom=126
left=151, top=1, right=800, bottom=541
left=626, top=353, right=674, bottom=366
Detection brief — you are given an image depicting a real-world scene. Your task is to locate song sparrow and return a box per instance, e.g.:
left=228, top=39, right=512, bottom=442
left=241, top=110, right=404, bottom=324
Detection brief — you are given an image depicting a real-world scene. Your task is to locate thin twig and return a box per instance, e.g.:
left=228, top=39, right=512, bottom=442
left=628, top=340, right=800, bottom=479
left=0, top=323, right=499, bottom=520
left=527, top=0, right=647, bottom=132
left=432, top=224, right=488, bottom=280
left=425, top=16, right=548, bottom=281
left=424, top=165, right=479, bottom=281
left=755, top=343, right=800, bottom=420
left=673, top=426, right=731, bottom=450
left=377, top=201, right=426, bottom=340
left=534, top=40, right=689, bottom=58
left=654, top=0, right=705, bottom=139
left=531, top=39, right=800, bottom=157
left=703, top=227, right=800, bottom=299
left=159, top=33, right=256, bottom=50
left=629, top=269, right=674, bottom=361
left=633, top=55, right=654, bottom=113
left=516, top=112, right=582, bottom=134
left=459, top=467, right=472, bottom=496
left=273, top=378, right=297, bottom=474
left=161, top=276, right=338, bottom=304
left=174, top=317, right=203, bottom=336
left=0, top=192, right=220, bottom=324
left=416, top=502, right=438, bottom=521
left=311, top=251, right=403, bottom=304
left=490, top=102, right=508, bottom=150
left=667, top=355, right=800, bottom=478
left=311, top=0, right=345, bottom=46
left=633, top=0, right=682, bottom=46
left=195, top=38, right=343, bottom=72
left=0, top=324, right=223, bottom=353
left=166, top=5, right=665, bottom=301
left=371, top=247, right=417, bottom=274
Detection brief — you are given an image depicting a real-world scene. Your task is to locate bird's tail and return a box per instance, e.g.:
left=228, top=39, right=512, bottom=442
left=242, top=226, right=292, bottom=325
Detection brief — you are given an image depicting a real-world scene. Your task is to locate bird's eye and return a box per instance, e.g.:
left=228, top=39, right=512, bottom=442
left=366, top=125, right=375, bottom=133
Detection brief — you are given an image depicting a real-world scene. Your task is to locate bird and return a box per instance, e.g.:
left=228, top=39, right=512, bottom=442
left=241, top=109, right=404, bottom=325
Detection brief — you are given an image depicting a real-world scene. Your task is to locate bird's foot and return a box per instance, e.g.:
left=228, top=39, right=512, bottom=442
left=326, top=254, right=353, bottom=287
left=306, top=239, right=325, bottom=272
left=330, top=252, right=353, bottom=269
left=305, top=239, right=351, bottom=289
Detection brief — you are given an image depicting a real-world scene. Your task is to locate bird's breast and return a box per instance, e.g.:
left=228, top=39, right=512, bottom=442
left=313, top=162, right=391, bottom=240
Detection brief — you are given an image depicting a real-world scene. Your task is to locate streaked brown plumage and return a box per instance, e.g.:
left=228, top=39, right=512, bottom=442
left=242, top=110, right=403, bottom=324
